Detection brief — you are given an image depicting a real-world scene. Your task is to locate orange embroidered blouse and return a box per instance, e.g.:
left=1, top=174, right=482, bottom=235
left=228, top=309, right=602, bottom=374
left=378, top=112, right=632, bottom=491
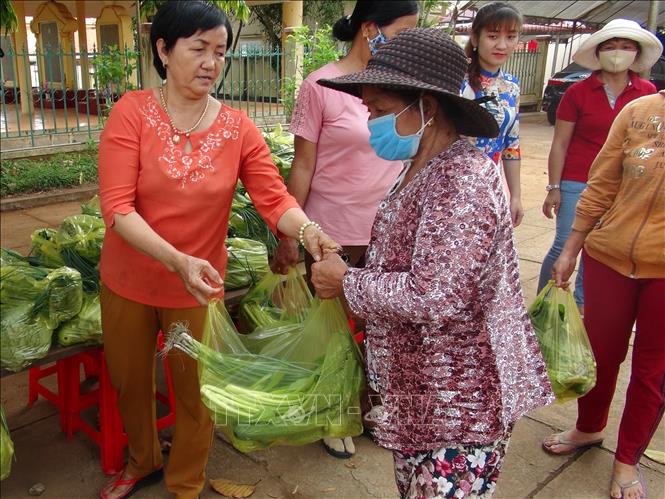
left=98, top=90, right=298, bottom=308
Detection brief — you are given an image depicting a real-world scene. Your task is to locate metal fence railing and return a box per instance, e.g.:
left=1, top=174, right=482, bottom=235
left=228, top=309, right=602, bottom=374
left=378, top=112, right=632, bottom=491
left=1, top=43, right=546, bottom=150
left=0, top=45, right=287, bottom=148
left=503, top=48, right=543, bottom=100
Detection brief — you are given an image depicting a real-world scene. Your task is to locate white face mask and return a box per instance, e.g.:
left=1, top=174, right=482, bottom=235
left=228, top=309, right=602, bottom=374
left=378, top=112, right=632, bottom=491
left=598, top=49, right=637, bottom=73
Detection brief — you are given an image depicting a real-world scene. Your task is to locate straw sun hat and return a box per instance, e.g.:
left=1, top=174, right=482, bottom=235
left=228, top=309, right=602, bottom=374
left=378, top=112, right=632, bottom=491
left=573, top=19, right=663, bottom=72
left=317, top=27, right=499, bottom=138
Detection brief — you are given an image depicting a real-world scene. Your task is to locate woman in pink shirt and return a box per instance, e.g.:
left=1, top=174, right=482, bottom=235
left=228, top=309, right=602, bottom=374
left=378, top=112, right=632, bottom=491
left=272, top=0, right=419, bottom=459
left=97, top=2, right=338, bottom=498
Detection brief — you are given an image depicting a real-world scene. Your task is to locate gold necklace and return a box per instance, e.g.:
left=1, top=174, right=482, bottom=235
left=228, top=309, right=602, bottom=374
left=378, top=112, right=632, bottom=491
left=159, top=85, right=210, bottom=144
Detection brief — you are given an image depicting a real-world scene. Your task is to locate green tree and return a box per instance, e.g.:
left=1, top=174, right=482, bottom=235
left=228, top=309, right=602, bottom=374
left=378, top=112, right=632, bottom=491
left=0, top=0, right=18, bottom=37
left=281, top=25, right=345, bottom=116
left=138, top=0, right=250, bottom=23
left=251, top=0, right=344, bottom=49
left=419, top=0, right=450, bottom=28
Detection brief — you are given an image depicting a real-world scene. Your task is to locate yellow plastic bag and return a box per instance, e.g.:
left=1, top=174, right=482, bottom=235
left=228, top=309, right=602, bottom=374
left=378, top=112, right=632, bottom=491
left=528, top=281, right=596, bottom=402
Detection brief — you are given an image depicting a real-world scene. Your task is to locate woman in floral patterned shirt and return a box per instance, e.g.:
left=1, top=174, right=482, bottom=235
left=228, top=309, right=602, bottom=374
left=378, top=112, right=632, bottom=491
left=461, top=2, right=524, bottom=227
left=314, top=28, right=553, bottom=498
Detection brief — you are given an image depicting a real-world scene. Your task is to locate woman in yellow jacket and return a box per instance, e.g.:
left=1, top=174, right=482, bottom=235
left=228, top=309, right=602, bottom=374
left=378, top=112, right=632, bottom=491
left=543, top=91, right=665, bottom=499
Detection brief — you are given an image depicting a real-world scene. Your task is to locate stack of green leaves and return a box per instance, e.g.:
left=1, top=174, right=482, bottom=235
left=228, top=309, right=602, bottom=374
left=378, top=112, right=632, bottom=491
left=262, top=123, right=294, bottom=182
left=1, top=261, right=82, bottom=371
left=224, top=238, right=270, bottom=291
left=228, top=190, right=278, bottom=256
left=528, top=281, right=597, bottom=402
left=165, top=297, right=364, bottom=453
left=0, top=405, right=13, bottom=481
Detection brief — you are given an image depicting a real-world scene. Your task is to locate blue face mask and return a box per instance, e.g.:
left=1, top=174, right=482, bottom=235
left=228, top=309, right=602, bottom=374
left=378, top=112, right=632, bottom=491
left=366, top=29, right=388, bottom=56
left=368, top=98, right=432, bottom=161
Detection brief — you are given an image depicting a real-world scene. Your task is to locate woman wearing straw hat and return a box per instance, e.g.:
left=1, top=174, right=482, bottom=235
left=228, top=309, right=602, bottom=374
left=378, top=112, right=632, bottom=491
left=537, top=19, right=660, bottom=317
left=310, top=28, right=554, bottom=498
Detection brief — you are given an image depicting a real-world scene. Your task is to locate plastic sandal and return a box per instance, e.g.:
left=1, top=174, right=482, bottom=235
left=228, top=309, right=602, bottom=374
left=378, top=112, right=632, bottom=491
left=610, top=466, right=647, bottom=499
left=322, top=437, right=353, bottom=459
left=99, top=467, right=164, bottom=499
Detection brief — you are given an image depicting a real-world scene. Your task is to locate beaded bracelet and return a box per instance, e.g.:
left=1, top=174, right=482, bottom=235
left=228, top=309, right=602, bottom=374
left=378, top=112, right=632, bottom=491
left=298, top=221, right=322, bottom=246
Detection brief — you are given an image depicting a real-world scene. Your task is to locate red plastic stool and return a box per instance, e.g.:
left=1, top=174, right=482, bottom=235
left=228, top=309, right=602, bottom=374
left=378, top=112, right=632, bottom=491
left=28, top=360, right=70, bottom=432
left=65, top=333, right=176, bottom=475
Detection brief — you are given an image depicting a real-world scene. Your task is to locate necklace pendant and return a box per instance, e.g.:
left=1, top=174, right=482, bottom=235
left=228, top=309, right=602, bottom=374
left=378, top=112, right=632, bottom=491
left=173, top=134, right=180, bottom=144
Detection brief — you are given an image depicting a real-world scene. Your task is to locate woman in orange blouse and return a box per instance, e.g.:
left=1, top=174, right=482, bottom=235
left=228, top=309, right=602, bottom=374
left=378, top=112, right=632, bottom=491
left=97, top=2, right=338, bottom=498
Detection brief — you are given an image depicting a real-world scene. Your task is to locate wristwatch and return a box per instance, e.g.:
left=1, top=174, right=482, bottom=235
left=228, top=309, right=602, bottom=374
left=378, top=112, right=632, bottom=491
left=545, top=184, right=560, bottom=191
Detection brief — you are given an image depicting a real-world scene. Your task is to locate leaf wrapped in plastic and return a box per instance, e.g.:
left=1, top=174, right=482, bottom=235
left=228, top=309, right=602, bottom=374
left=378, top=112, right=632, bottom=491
left=0, top=406, right=14, bottom=481
left=1, top=264, right=82, bottom=371
left=224, top=238, right=270, bottom=291
left=528, top=281, right=596, bottom=402
left=30, top=228, right=65, bottom=268
left=56, top=292, right=101, bottom=346
left=0, top=248, right=29, bottom=267
left=238, top=267, right=312, bottom=333
left=166, top=298, right=364, bottom=453
left=44, top=266, right=83, bottom=328
left=80, top=194, right=102, bottom=218
left=55, top=214, right=105, bottom=264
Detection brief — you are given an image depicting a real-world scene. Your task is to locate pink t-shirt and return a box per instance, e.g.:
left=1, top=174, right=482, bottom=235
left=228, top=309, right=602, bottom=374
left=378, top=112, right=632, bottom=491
left=289, top=63, right=401, bottom=245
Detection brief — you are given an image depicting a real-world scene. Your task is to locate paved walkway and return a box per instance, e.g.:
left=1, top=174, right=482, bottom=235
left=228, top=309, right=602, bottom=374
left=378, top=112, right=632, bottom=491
left=0, top=113, right=663, bottom=498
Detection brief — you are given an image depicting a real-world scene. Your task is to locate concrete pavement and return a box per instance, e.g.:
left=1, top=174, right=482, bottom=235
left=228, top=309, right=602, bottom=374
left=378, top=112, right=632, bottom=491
left=0, top=112, right=663, bottom=498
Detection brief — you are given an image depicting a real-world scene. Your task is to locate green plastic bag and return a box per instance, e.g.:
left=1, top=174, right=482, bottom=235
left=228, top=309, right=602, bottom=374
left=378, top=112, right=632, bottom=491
left=166, top=298, right=364, bottom=453
left=528, top=281, right=596, bottom=402
left=0, top=406, right=13, bottom=481
left=238, top=267, right=312, bottom=333
left=1, top=264, right=82, bottom=371
left=56, top=292, right=102, bottom=347
left=80, top=194, right=102, bottom=218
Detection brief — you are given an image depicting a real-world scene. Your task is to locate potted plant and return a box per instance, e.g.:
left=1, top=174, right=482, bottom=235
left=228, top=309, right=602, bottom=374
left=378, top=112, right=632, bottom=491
left=88, top=44, right=138, bottom=116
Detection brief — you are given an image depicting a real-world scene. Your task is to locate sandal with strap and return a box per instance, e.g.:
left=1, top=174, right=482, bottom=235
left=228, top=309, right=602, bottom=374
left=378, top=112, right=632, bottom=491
left=542, top=432, right=603, bottom=456
left=322, top=437, right=355, bottom=459
left=610, top=466, right=647, bottom=499
left=99, top=467, right=164, bottom=499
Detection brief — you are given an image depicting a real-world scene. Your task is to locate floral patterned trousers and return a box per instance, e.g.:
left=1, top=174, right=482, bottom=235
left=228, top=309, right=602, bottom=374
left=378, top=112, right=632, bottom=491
left=393, top=432, right=512, bottom=498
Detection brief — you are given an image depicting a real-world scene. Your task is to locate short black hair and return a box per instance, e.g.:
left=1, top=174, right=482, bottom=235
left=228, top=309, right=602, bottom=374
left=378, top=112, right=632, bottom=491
left=150, top=0, right=233, bottom=80
left=332, top=0, right=419, bottom=42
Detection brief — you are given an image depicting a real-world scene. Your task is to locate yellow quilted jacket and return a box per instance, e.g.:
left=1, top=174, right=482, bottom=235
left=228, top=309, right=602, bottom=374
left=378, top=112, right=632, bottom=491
left=573, top=91, right=665, bottom=278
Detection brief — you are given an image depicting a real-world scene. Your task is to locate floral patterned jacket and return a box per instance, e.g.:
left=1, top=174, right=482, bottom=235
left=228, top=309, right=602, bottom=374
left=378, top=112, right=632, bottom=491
left=343, top=139, right=554, bottom=451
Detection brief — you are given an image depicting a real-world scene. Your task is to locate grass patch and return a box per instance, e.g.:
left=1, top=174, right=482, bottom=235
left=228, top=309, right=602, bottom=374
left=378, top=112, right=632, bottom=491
left=1, top=150, right=99, bottom=197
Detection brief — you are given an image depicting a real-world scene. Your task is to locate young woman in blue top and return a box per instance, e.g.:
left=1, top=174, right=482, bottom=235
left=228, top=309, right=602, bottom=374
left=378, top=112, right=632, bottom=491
left=461, top=2, right=524, bottom=226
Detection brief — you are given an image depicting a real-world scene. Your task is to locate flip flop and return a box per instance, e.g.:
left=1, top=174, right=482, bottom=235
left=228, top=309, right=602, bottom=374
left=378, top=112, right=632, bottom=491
left=542, top=432, right=603, bottom=456
left=322, top=437, right=354, bottom=459
left=99, top=467, right=164, bottom=499
left=610, top=466, right=647, bottom=499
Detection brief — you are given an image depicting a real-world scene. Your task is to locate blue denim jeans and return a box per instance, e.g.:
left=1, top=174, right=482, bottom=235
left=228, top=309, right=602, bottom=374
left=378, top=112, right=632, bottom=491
left=538, top=180, right=586, bottom=307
